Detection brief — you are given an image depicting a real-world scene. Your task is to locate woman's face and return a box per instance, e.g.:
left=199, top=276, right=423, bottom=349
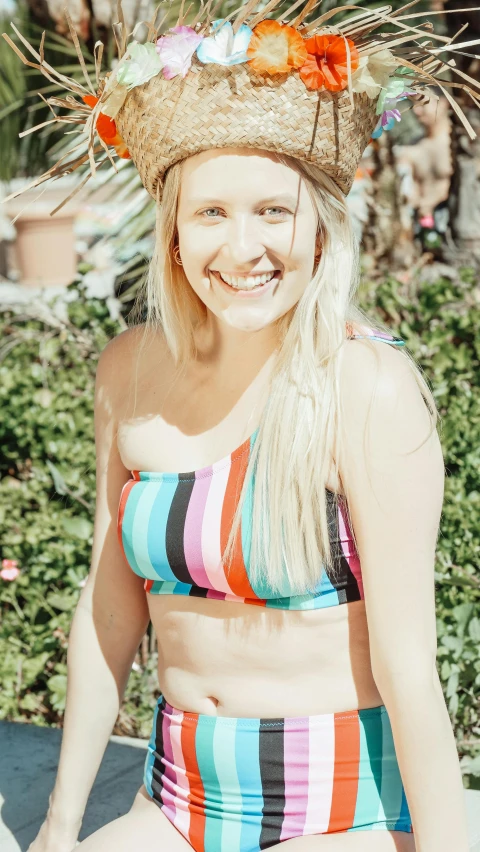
left=175, top=148, right=319, bottom=332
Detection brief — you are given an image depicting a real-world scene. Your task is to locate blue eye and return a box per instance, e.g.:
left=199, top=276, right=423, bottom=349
left=201, top=208, right=222, bottom=217
left=263, top=207, right=290, bottom=217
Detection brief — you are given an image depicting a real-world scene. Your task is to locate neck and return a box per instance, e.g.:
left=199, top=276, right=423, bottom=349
left=193, top=312, right=281, bottom=377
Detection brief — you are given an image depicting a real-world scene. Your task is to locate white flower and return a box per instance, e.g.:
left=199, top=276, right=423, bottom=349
left=352, top=49, right=399, bottom=98
left=116, top=42, right=163, bottom=88
left=196, top=20, right=252, bottom=66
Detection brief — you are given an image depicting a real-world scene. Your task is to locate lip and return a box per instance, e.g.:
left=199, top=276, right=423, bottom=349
left=209, top=270, right=281, bottom=299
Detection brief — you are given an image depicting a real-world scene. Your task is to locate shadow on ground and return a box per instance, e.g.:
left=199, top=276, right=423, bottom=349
left=0, top=721, right=148, bottom=851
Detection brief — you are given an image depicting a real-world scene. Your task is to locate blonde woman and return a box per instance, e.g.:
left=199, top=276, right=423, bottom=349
left=8, top=3, right=476, bottom=852
left=29, top=146, right=470, bottom=852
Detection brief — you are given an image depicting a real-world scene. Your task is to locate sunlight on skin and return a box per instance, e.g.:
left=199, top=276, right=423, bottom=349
left=176, top=148, right=319, bottom=334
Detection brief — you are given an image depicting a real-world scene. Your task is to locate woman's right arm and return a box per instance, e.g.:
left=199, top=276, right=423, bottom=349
left=30, top=331, right=151, bottom=851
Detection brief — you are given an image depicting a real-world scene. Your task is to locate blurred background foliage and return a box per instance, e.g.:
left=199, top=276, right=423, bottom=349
left=0, top=267, right=479, bottom=785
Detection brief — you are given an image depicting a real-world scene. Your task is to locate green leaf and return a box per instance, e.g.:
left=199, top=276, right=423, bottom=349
left=46, top=593, right=76, bottom=612
left=441, top=660, right=451, bottom=680
left=448, top=691, right=459, bottom=716
left=19, top=693, right=44, bottom=712
left=441, top=635, right=464, bottom=656
left=452, top=602, right=474, bottom=634
left=460, top=754, right=480, bottom=777
left=446, top=671, right=459, bottom=698
left=61, top=516, right=93, bottom=540
left=47, top=674, right=67, bottom=712
left=46, top=460, right=69, bottom=496
left=22, top=652, right=50, bottom=686
left=468, top=618, right=480, bottom=642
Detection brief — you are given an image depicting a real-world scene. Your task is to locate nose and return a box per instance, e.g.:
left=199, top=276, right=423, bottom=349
left=223, top=213, right=266, bottom=267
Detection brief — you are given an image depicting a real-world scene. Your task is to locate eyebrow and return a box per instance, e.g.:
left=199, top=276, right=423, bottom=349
left=188, top=193, right=301, bottom=208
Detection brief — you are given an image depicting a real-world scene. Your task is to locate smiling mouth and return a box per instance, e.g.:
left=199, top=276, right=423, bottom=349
left=210, top=270, right=279, bottom=291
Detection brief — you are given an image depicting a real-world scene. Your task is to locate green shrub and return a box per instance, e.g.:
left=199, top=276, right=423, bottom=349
left=0, top=271, right=479, bottom=783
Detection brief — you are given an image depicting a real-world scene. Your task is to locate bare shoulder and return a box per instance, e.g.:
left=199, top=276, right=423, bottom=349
left=96, top=322, right=166, bottom=375
left=337, top=337, right=437, bottom=456
left=94, top=323, right=170, bottom=403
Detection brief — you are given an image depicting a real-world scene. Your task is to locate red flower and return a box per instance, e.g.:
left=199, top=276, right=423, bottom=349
left=299, top=34, right=359, bottom=92
left=82, top=95, right=131, bottom=159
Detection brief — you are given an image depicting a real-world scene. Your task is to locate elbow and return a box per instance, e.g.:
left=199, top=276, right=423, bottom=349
left=371, top=653, right=440, bottom=700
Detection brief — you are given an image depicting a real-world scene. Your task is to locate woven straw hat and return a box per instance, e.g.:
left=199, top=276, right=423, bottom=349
left=2, top=0, right=480, bottom=214
left=116, top=63, right=376, bottom=199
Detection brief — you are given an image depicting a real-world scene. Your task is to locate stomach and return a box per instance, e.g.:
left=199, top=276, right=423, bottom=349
left=148, top=594, right=384, bottom=718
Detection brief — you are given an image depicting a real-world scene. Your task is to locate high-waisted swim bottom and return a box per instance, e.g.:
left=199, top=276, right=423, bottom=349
left=144, top=694, right=413, bottom=851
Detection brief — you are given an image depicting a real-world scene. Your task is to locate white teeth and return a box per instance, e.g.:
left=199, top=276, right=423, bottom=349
left=216, top=271, right=276, bottom=289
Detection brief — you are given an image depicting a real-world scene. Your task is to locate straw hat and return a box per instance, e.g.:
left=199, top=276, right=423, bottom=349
left=116, top=64, right=377, bottom=199
left=2, top=0, right=480, bottom=213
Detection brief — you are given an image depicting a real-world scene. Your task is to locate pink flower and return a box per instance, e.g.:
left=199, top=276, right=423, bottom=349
left=1, top=559, right=20, bottom=581
left=156, top=25, right=203, bottom=79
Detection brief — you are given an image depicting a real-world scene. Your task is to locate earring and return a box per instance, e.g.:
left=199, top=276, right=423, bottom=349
left=173, top=245, right=183, bottom=266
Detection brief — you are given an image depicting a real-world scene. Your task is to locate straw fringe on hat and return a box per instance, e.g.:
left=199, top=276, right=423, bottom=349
left=2, top=0, right=480, bottom=213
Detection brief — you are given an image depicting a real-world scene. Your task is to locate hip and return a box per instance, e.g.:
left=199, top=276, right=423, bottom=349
left=142, top=692, right=413, bottom=852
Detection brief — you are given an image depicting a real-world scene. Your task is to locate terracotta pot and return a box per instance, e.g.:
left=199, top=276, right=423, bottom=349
left=4, top=177, right=83, bottom=288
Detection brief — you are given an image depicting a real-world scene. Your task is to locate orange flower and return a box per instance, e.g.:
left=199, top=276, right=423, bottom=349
left=82, top=95, right=131, bottom=159
left=299, top=34, right=359, bottom=92
left=247, top=20, right=307, bottom=74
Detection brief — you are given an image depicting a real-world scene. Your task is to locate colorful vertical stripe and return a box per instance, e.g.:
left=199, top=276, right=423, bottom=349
left=117, top=328, right=405, bottom=611
left=143, top=697, right=413, bottom=852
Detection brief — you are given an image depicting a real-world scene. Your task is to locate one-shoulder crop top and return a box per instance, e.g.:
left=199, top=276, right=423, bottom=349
left=117, top=326, right=405, bottom=610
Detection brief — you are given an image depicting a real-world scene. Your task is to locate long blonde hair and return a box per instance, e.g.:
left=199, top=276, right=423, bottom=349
left=129, top=153, right=439, bottom=596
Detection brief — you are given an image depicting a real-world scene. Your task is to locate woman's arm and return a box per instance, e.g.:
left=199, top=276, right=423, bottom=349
left=338, top=339, right=470, bottom=852
left=41, top=330, right=150, bottom=843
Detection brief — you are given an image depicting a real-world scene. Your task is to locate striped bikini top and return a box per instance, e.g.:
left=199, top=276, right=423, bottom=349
left=117, top=325, right=405, bottom=610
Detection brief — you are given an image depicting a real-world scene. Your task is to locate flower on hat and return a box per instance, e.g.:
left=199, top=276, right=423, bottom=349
left=1, top=559, right=20, bottom=581
left=100, top=42, right=163, bottom=119
left=197, top=20, right=252, bottom=66
left=299, top=34, right=359, bottom=92
left=246, top=19, right=307, bottom=74
left=376, top=75, right=415, bottom=115
left=116, top=42, right=163, bottom=88
left=371, top=108, right=402, bottom=138
left=156, top=25, right=203, bottom=79
left=371, top=76, right=416, bottom=137
left=82, top=95, right=131, bottom=159
left=351, top=48, right=398, bottom=98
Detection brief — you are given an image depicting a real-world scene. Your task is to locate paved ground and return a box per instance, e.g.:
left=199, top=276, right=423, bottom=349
left=1, top=720, right=479, bottom=851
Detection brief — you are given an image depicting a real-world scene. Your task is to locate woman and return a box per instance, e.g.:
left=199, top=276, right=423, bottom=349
left=8, top=3, right=475, bottom=852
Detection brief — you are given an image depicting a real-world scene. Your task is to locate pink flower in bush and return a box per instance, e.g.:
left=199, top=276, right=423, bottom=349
left=1, top=559, right=20, bottom=581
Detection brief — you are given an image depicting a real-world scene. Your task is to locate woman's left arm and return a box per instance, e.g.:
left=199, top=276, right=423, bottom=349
left=338, top=339, right=470, bottom=852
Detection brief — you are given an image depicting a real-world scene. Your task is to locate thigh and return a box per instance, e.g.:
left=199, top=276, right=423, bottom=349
left=76, top=785, right=192, bottom=852
left=273, top=831, right=416, bottom=851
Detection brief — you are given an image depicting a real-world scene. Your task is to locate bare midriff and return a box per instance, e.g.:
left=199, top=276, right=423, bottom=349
left=148, top=594, right=384, bottom=718
left=117, top=326, right=385, bottom=720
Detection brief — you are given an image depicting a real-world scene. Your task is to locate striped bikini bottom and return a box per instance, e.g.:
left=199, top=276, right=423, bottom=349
left=143, top=694, right=413, bottom=851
